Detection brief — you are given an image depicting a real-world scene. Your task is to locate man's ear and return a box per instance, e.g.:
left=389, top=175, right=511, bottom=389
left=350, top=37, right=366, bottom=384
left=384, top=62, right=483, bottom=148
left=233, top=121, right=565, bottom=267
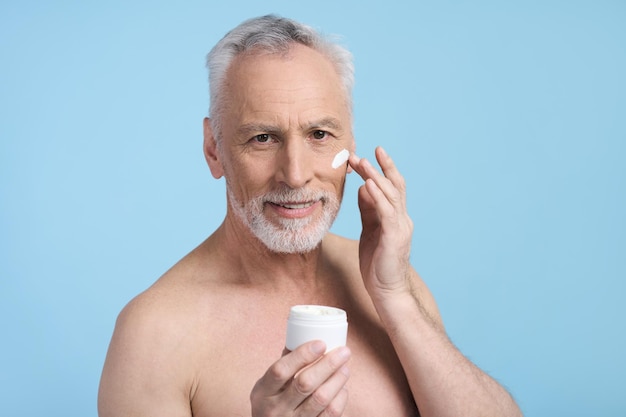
left=203, top=117, right=224, bottom=179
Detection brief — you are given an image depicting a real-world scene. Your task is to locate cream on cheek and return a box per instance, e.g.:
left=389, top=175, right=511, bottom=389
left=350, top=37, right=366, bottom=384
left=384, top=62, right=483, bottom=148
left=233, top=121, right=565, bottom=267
left=331, top=148, right=350, bottom=169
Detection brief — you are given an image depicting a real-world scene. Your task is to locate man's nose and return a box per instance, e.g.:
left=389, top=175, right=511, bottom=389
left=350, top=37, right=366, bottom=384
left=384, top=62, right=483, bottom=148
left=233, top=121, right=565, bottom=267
left=275, top=139, right=314, bottom=189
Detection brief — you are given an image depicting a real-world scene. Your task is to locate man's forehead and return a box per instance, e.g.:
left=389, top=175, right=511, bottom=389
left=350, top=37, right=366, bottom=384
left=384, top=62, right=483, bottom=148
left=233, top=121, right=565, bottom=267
left=219, top=43, right=352, bottom=135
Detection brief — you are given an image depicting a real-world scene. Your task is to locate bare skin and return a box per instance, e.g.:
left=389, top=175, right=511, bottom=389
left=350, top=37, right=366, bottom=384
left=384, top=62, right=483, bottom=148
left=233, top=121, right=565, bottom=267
left=98, top=44, right=522, bottom=417
left=99, top=231, right=421, bottom=416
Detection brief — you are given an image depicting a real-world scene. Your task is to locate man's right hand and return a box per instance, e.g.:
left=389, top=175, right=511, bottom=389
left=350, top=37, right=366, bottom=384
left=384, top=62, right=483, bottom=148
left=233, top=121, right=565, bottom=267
left=250, top=340, right=351, bottom=416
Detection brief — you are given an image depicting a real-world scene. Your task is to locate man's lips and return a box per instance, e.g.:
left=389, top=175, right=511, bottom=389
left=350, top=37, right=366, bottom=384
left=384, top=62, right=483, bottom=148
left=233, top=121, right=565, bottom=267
left=274, top=201, right=315, bottom=209
left=267, top=200, right=321, bottom=218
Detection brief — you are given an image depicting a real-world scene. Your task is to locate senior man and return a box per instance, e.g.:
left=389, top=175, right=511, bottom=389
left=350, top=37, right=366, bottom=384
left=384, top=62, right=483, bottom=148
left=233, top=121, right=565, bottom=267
left=98, top=15, right=522, bottom=417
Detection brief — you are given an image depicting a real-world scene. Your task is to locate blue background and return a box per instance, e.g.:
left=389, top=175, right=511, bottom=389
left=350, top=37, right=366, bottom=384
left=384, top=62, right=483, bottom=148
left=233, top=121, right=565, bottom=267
left=1, top=1, right=624, bottom=416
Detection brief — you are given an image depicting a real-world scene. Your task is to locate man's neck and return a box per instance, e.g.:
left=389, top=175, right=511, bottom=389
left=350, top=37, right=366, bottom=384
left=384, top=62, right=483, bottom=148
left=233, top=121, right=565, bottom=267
left=210, top=214, right=330, bottom=290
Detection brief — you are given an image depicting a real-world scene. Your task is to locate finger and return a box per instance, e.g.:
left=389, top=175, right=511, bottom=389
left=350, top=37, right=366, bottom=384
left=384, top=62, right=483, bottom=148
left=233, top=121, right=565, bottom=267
left=349, top=153, right=391, bottom=201
left=348, top=153, right=366, bottom=179
left=288, top=346, right=351, bottom=405
left=363, top=178, right=399, bottom=222
left=255, top=340, right=326, bottom=396
left=348, top=152, right=384, bottom=182
left=319, top=387, right=349, bottom=417
left=358, top=161, right=403, bottom=219
left=354, top=157, right=391, bottom=230
left=375, top=146, right=407, bottom=195
left=349, top=150, right=397, bottom=184
left=296, top=365, right=350, bottom=416
left=351, top=149, right=408, bottom=210
left=367, top=149, right=407, bottom=210
left=351, top=152, right=409, bottom=233
left=375, top=147, right=409, bottom=215
left=357, top=183, right=381, bottom=231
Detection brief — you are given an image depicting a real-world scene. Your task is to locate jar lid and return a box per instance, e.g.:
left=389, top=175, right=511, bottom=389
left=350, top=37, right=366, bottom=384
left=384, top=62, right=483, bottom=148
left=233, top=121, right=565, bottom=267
left=288, top=305, right=347, bottom=323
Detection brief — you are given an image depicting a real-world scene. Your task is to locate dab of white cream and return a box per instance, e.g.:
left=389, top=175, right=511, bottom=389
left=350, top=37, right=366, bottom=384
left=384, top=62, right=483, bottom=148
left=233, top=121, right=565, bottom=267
left=331, top=149, right=350, bottom=169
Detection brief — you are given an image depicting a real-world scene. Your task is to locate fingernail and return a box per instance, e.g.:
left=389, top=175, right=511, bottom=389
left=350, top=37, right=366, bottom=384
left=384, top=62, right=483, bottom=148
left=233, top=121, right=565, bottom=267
left=311, top=341, right=326, bottom=355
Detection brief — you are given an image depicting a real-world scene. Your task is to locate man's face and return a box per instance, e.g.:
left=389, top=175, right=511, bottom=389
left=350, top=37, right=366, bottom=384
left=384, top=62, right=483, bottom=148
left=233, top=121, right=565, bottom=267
left=212, top=44, right=355, bottom=253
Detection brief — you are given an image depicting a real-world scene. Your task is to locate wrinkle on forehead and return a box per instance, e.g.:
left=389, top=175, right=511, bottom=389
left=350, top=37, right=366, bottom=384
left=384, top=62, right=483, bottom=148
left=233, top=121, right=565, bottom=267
left=220, top=44, right=352, bottom=141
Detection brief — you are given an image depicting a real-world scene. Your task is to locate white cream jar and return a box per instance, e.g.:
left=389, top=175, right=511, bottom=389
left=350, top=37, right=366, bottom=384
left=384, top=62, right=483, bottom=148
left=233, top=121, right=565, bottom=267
left=285, top=305, right=348, bottom=352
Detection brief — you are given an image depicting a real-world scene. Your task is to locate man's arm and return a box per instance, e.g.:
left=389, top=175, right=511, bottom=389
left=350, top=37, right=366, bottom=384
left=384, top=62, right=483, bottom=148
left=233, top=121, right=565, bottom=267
left=349, top=147, right=523, bottom=417
left=98, top=296, right=193, bottom=417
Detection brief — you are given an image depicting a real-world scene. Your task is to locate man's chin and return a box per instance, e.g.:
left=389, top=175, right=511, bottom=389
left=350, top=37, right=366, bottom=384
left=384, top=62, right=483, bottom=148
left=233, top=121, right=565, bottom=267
left=250, top=222, right=327, bottom=254
left=257, top=234, right=324, bottom=254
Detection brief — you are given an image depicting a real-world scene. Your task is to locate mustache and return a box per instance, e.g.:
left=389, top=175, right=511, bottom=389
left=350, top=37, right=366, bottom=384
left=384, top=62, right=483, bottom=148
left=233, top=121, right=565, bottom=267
left=261, top=187, right=331, bottom=204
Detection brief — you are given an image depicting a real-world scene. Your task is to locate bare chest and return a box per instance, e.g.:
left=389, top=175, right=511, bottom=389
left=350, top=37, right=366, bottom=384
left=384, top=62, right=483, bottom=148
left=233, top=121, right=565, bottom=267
left=189, top=308, right=418, bottom=417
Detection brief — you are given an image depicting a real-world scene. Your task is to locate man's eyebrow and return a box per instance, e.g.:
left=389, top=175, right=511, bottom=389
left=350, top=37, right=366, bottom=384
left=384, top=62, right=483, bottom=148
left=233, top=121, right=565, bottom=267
left=236, top=118, right=345, bottom=136
left=304, top=117, right=344, bottom=131
left=237, top=123, right=281, bottom=136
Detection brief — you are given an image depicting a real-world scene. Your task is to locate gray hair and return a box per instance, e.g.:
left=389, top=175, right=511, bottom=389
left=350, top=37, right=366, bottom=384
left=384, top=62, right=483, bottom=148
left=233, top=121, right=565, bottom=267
left=206, top=15, right=354, bottom=141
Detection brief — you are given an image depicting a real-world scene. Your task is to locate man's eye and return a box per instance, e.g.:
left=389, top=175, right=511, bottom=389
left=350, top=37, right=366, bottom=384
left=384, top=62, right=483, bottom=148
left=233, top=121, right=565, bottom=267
left=312, top=130, right=328, bottom=140
left=253, top=134, right=271, bottom=143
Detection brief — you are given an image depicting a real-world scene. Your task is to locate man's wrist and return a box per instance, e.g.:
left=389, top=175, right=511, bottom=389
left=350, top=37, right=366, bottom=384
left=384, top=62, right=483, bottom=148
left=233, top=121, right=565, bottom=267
left=373, top=287, right=444, bottom=337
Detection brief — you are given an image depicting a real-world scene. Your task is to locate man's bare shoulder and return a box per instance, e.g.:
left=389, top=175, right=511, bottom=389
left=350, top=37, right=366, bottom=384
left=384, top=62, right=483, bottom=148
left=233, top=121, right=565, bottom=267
left=98, top=241, right=220, bottom=417
left=99, top=236, right=244, bottom=415
left=117, top=237, right=234, bottom=330
left=105, top=240, right=220, bottom=366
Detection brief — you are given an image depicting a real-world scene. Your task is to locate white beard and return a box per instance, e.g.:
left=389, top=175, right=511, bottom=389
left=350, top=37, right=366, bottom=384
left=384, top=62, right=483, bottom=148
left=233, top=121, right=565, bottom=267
left=227, top=185, right=340, bottom=254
